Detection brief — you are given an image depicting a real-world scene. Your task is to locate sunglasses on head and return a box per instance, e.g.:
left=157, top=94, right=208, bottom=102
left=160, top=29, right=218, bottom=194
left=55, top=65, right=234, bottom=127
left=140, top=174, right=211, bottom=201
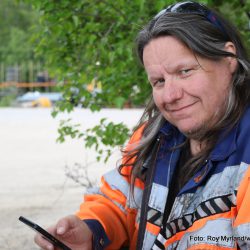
left=154, top=1, right=226, bottom=35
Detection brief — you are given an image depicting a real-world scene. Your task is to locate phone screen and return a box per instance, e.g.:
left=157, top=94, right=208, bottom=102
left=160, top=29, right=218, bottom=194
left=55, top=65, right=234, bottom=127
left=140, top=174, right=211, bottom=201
left=19, top=216, right=72, bottom=250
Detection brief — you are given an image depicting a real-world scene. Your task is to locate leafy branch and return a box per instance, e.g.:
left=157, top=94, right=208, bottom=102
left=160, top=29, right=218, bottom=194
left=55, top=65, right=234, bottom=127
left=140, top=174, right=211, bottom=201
left=57, top=118, right=130, bottom=162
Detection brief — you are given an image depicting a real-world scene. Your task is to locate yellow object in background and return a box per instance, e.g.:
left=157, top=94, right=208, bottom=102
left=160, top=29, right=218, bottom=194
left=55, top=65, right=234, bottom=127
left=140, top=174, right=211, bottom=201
left=32, top=97, right=52, bottom=107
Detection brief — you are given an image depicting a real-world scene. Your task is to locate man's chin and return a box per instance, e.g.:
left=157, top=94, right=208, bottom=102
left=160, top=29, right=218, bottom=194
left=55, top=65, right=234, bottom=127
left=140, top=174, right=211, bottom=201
left=179, top=125, right=209, bottom=140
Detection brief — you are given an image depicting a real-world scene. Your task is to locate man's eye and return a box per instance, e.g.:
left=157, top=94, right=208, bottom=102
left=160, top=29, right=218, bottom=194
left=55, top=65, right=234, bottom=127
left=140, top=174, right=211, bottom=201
left=153, top=78, right=165, bottom=87
left=181, top=69, right=191, bottom=74
left=179, top=69, right=192, bottom=76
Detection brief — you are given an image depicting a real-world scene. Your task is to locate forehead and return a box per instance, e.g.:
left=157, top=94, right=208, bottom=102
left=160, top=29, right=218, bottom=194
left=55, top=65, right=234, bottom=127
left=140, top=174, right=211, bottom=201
left=142, top=36, right=197, bottom=71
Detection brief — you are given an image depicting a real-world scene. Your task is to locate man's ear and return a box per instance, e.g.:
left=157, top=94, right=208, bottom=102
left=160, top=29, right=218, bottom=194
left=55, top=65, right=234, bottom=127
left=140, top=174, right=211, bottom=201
left=224, top=42, right=238, bottom=74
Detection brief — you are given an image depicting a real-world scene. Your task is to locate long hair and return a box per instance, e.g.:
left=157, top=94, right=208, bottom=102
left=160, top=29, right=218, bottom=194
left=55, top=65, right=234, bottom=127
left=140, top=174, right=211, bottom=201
left=119, top=7, right=250, bottom=189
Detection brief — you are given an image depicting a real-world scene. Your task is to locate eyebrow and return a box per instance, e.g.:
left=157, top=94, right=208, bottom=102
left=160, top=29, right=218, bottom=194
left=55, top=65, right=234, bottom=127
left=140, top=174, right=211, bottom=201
left=148, top=75, right=161, bottom=83
left=164, top=60, right=200, bottom=73
left=147, top=60, right=200, bottom=82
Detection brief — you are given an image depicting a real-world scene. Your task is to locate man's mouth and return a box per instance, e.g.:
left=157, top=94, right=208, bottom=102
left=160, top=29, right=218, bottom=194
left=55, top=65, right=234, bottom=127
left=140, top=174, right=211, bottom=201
left=168, top=102, right=198, bottom=112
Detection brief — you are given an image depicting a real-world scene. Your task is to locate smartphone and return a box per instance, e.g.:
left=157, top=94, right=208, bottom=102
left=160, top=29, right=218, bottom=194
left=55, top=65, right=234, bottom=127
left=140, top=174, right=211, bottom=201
left=19, top=216, right=72, bottom=250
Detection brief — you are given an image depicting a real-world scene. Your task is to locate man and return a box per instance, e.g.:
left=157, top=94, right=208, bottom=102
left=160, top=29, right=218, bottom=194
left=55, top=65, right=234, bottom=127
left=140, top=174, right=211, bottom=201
left=35, top=1, right=250, bottom=249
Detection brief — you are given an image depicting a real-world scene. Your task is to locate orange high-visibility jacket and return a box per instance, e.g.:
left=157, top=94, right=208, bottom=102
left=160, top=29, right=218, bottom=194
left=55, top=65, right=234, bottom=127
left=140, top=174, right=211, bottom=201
left=77, top=107, right=250, bottom=250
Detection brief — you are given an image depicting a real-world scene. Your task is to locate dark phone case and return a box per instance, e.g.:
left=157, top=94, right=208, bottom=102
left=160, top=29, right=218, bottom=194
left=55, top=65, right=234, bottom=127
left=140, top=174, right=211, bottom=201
left=19, top=216, right=72, bottom=250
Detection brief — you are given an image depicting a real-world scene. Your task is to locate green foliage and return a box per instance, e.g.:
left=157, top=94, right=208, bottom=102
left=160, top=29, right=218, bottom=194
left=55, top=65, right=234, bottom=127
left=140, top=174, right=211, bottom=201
left=57, top=118, right=130, bottom=162
left=57, top=118, right=81, bottom=143
left=85, top=118, right=130, bottom=162
left=0, top=87, right=17, bottom=106
left=208, top=0, right=250, bottom=52
left=24, top=0, right=250, bottom=162
left=24, top=0, right=180, bottom=112
left=22, top=0, right=178, bottom=162
left=0, top=95, right=16, bottom=107
left=0, top=0, right=39, bottom=65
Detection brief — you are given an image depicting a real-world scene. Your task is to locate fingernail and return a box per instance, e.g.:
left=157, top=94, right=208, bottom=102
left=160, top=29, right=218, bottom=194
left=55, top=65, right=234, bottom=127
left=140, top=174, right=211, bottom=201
left=57, top=227, right=65, bottom=234
left=47, top=244, right=53, bottom=250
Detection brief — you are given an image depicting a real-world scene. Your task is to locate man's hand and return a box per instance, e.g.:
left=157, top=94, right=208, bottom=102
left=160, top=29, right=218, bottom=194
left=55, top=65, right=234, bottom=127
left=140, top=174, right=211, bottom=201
left=34, top=215, right=93, bottom=250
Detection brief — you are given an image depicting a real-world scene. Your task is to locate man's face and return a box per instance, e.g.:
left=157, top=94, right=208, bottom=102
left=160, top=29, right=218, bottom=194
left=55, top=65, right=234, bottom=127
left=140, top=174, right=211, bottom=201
left=143, top=36, right=236, bottom=138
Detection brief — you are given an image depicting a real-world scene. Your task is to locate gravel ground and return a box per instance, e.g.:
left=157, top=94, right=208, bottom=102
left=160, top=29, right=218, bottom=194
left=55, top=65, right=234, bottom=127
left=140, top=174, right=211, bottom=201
left=0, top=107, right=142, bottom=250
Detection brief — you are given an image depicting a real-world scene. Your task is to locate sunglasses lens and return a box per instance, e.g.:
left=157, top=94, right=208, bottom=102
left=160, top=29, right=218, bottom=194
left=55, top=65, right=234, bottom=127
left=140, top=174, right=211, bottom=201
left=156, top=1, right=207, bottom=19
left=167, top=2, right=206, bottom=14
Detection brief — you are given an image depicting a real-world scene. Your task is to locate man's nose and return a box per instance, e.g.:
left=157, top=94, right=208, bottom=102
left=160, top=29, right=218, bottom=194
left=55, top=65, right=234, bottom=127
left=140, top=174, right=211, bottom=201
left=162, top=78, right=183, bottom=103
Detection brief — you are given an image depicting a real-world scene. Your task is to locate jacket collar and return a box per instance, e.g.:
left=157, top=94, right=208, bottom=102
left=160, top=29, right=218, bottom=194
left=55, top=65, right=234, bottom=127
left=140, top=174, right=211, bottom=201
left=209, top=125, right=237, bottom=161
left=159, top=119, right=238, bottom=162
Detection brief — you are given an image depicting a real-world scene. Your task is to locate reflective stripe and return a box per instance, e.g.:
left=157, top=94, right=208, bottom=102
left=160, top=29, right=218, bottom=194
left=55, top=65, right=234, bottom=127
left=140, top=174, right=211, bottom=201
left=152, top=234, right=167, bottom=250
left=184, top=214, right=193, bottom=227
left=214, top=197, right=229, bottom=211
left=169, top=162, right=249, bottom=221
left=149, top=183, right=169, bottom=213
left=142, top=230, right=158, bottom=250
left=178, top=218, right=236, bottom=249
left=233, top=223, right=250, bottom=249
left=85, top=186, right=126, bottom=213
left=157, top=192, right=236, bottom=243
left=196, top=205, right=207, bottom=218
left=103, top=168, right=143, bottom=208
left=157, top=234, right=167, bottom=246
left=170, top=221, right=177, bottom=236
left=152, top=245, right=162, bottom=250
left=153, top=163, right=248, bottom=249
left=85, top=186, right=101, bottom=195
left=113, top=200, right=126, bottom=213
left=136, top=208, right=141, bottom=224
left=205, top=200, right=217, bottom=214
left=177, top=218, right=186, bottom=231
left=147, top=209, right=163, bottom=226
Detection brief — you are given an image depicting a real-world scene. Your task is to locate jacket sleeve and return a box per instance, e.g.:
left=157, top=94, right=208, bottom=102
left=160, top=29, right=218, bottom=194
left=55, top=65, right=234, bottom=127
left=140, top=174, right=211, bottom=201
left=233, top=165, right=250, bottom=249
left=76, top=126, right=145, bottom=249
left=84, top=219, right=111, bottom=249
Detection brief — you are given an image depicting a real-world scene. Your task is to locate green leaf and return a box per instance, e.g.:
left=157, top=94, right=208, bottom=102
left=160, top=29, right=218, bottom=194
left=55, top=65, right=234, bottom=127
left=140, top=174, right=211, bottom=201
left=114, top=96, right=126, bottom=109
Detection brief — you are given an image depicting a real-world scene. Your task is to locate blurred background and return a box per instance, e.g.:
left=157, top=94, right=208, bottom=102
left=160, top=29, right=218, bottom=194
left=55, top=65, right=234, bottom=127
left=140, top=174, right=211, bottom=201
left=0, top=0, right=249, bottom=249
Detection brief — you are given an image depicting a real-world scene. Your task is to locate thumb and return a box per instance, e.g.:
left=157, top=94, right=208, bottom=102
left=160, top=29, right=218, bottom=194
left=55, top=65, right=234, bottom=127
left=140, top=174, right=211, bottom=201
left=55, top=215, right=76, bottom=235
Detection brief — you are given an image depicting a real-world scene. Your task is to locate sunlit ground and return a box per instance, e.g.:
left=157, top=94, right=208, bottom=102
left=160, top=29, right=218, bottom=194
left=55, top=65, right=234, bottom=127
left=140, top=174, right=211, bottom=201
left=0, top=107, right=142, bottom=249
